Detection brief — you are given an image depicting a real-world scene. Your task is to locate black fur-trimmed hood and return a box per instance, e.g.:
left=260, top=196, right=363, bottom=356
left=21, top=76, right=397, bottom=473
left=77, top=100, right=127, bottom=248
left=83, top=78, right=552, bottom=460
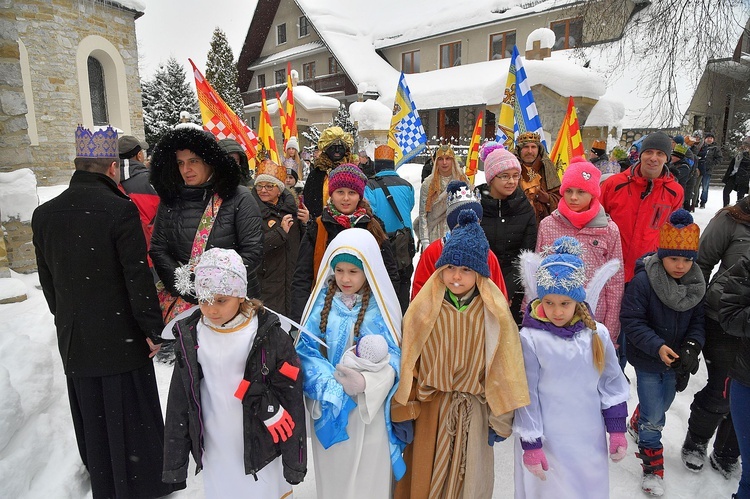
left=150, top=128, right=243, bottom=203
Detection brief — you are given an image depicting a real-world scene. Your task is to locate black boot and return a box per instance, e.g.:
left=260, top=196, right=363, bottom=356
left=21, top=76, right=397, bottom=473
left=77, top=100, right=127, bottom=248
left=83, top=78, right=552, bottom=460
left=709, top=451, right=739, bottom=479
left=681, top=431, right=708, bottom=472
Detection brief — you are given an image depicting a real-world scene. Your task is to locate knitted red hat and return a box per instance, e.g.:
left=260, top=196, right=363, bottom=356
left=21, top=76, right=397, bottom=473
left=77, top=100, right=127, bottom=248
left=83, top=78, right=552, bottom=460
left=560, top=156, right=601, bottom=198
left=328, top=163, right=367, bottom=197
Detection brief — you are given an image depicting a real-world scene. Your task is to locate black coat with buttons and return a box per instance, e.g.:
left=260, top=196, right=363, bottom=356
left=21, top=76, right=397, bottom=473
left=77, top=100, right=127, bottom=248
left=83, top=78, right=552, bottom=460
left=477, top=184, right=537, bottom=299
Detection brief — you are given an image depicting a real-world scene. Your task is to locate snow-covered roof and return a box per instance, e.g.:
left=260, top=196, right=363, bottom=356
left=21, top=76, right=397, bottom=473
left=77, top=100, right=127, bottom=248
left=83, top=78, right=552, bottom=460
left=249, top=41, right=326, bottom=71
left=245, top=83, right=341, bottom=114
left=397, top=53, right=605, bottom=111
left=110, top=0, right=145, bottom=13
left=368, top=0, right=578, bottom=50
left=349, top=99, right=392, bottom=131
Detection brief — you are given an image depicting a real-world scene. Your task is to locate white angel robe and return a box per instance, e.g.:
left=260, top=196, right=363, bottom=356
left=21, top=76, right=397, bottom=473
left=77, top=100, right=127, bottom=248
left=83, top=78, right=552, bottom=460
left=197, top=315, right=291, bottom=499
left=513, top=323, right=629, bottom=499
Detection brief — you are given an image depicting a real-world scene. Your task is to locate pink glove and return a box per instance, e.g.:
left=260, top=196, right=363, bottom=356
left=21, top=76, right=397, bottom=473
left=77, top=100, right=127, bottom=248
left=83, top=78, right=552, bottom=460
left=263, top=405, right=295, bottom=443
left=522, top=448, right=548, bottom=481
left=608, top=432, right=628, bottom=462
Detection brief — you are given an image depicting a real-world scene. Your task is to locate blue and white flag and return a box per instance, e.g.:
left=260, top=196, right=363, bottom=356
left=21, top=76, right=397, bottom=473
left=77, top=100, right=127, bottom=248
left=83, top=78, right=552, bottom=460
left=510, top=46, right=547, bottom=151
left=388, top=73, right=427, bottom=168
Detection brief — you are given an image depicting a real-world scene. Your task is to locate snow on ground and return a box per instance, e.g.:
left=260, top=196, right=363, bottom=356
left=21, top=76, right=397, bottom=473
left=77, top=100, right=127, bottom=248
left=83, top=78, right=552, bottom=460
left=0, top=164, right=742, bottom=498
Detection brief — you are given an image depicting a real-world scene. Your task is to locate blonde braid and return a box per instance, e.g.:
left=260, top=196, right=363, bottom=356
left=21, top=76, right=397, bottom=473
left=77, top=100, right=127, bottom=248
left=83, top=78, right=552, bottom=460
left=352, top=283, right=371, bottom=340
left=577, top=302, right=605, bottom=374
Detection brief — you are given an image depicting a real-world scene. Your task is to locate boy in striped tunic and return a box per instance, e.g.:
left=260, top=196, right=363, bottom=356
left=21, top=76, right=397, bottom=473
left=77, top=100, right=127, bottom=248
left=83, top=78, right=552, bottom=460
left=393, top=209, right=530, bottom=499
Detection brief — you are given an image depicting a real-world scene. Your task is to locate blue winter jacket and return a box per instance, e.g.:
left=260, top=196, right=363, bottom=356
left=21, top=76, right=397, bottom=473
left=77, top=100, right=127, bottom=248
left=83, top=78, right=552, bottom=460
left=621, top=254, right=705, bottom=373
left=364, top=171, right=415, bottom=233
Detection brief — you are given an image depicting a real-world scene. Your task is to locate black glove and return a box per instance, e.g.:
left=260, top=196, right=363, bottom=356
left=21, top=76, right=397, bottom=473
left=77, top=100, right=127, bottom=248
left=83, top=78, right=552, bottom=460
left=677, top=339, right=701, bottom=376
left=392, top=420, right=414, bottom=444
left=676, top=371, right=691, bottom=392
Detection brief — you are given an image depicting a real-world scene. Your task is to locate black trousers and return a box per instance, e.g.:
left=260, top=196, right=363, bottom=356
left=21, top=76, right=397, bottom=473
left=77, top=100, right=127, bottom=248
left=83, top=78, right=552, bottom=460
left=687, top=317, right=741, bottom=459
left=724, top=176, right=749, bottom=207
left=67, top=362, right=185, bottom=499
left=398, top=263, right=414, bottom=314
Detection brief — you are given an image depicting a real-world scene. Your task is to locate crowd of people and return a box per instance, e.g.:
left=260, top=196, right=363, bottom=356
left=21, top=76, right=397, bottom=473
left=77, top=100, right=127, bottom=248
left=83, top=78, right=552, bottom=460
left=29, top=122, right=750, bottom=499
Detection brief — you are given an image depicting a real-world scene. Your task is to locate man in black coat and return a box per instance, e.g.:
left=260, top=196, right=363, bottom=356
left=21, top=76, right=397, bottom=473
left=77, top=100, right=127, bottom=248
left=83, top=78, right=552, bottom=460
left=723, top=136, right=750, bottom=207
left=32, top=126, right=182, bottom=499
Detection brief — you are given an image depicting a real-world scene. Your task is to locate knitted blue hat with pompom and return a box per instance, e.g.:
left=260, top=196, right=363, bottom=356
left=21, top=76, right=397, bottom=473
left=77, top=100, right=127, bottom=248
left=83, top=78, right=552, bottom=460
left=536, top=236, right=587, bottom=302
left=436, top=209, right=490, bottom=277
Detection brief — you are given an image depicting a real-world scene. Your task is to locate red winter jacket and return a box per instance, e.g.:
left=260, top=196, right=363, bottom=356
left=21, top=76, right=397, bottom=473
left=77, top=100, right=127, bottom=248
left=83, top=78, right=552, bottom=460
left=600, top=164, right=684, bottom=281
left=411, top=237, right=508, bottom=300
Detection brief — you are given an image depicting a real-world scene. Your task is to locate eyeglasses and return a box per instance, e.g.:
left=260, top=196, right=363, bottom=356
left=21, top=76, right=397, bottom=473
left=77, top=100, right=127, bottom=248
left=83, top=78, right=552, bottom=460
left=495, top=173, right=521, bottom=182
left=255, top=184, right=277, bottom=191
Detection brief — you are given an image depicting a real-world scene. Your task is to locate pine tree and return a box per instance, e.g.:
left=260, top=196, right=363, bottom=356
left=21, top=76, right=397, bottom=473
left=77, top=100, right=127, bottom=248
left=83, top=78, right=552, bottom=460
left=302, top=125, right=321, bottom=150
left=205, top=27, right=245, bottom=117
left=141, top=57, right=200, bottom=146
left=331, top=105, right=358, bottom=142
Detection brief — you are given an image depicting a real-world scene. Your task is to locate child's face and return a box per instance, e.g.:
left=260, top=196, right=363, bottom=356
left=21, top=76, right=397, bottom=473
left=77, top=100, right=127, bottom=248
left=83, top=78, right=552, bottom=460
left=335, top=262, right=366, bottom=296
left=200, top=295, right=244, bottom=325
left=540, top=294, right=577, bottom=327
left=330, top=188, right=360, bottom=215
left=662, top=256, right=693, bottom=279
left=441, top=265, right=477, bottom=298
left=563, top=187, right=594, bottom=213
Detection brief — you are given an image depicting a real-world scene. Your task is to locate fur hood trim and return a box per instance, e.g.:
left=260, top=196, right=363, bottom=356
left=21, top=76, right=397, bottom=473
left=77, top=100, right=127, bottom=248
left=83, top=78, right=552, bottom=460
left=150, top=128, right=243, bottom=203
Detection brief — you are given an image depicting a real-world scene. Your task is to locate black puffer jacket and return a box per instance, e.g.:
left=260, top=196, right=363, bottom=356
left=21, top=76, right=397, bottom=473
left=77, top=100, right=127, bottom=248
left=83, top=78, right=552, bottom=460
left=149, top=128, right=263, bottom=300
left=719, top=251, right=750, bottom=387
left=289, top=209, right=399, bottom=322
left=253, top=188, right=303, bottom=316
left=163, top=308, right=306, bottom=484
left=477, top=184, right=537, bottom=299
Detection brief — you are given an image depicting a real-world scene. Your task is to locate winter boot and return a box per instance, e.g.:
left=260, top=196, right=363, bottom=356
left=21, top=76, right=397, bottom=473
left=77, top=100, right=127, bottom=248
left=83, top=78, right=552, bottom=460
left=709, top=451, right=740, bottom=479
left=628, top=404, right=640, bottom=444
left=637, top=447, right=665, bottom=496
left=681, top=431, right=708, bottom=472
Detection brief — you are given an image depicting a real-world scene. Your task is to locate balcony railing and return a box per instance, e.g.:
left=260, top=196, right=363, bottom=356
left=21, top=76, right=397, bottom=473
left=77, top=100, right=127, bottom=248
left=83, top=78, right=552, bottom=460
left=242, top=73, right=353, bottom=105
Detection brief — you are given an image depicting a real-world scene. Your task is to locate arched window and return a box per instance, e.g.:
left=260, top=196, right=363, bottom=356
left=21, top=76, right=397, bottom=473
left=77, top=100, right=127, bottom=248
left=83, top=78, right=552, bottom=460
left=87, top=56, right=108, bottom=125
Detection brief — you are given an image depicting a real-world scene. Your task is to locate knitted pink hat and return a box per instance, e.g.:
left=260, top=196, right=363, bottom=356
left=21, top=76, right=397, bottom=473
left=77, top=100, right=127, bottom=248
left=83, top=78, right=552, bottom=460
left=560, top=156, right=601, bottom=198
left=480, top=141, right=521, bottom=183
left=328, top=163, right=367, bottom=197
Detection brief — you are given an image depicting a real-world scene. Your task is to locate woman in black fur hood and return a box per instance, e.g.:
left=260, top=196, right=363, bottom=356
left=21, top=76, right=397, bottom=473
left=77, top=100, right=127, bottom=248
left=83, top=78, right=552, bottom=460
left=149, top=128, right=263, bottom=306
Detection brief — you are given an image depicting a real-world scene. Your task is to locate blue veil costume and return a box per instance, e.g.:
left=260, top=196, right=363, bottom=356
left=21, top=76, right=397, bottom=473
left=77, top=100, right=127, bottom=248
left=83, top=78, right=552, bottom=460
left=295, top=228, right=406, bottom=479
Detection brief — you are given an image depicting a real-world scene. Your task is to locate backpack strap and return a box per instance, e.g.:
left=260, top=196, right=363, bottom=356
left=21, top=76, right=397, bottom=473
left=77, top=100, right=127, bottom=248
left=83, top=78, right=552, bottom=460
left=375, top=177, right=406, bottom=230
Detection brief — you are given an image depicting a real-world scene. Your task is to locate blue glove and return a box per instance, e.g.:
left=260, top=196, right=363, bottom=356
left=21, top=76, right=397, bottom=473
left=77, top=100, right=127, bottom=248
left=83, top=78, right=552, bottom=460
left=488, top=428, right=506, bottom=446
left=392, top=420, right=414, bottom=444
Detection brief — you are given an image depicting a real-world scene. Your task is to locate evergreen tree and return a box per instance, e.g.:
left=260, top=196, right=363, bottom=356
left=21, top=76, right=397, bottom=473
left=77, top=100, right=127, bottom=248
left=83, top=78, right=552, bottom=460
left=141, top=57, right=200, bottom=147
left=302, top=125, right=321, bottom=150
left=331, top=105, right=358, bottom=142
left=205, top=27, right=245, bottom=117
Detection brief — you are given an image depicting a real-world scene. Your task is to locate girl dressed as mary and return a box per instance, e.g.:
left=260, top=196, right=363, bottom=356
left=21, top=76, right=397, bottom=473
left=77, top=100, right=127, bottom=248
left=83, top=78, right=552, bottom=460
left=296, top=228, right=406, bottom=499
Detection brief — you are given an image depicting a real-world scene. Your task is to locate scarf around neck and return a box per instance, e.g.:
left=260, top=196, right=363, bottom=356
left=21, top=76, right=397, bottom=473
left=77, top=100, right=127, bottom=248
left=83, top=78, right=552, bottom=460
left=557, top=198, right=602, bottom=229
left=644, top=254, right=706, bottom=311
left=521, top=299, right=587, bottom=339
left=326, top=200, right=368, bottom=229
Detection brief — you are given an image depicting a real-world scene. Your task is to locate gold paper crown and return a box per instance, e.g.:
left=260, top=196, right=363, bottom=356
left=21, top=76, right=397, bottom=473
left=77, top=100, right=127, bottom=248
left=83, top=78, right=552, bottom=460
left=75, top=125, right=118, bottom=159
left=256, top=158, right=286, bottom=183
left=591, top=139, right=607, bottom=151
left=433, top=144, right=455, bottom=160
left=659, top=222, right=700, bottom=253
left=516, top=132, right=542, bottom=147
left=374, top=145, right=395, bottom=161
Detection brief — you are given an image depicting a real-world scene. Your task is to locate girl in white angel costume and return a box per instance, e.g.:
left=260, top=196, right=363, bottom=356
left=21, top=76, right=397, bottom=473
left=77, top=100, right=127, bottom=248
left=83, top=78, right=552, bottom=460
left=514, top=236, right=630, bottom=498
left=295, top=228, right=405, bottom=499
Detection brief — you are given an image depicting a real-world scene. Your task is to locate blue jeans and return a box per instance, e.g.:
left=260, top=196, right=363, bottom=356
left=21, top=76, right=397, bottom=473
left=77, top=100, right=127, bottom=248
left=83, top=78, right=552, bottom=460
left=699, top=173, right=711, bottom=206
left=731, top=379, right=750, bottom=498
left=635, top=369, right=677, bottom=449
